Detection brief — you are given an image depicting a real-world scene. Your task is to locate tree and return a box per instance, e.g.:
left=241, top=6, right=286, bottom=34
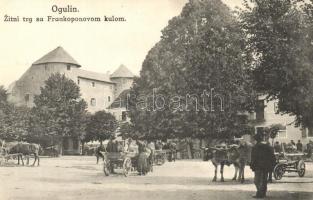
left=0, top=86, right=31, bottom=142
left=119, top=122, right=136, bottom=139
left=85, top=111, right=118, bottom=144
left=4, top=106, right=31, bottom=142
left=31, top=73, right=88, bottom=150
left=240, top=0, right=313, bottom=129
left=0, top=86, right=8, bottom=107
left=0, top=86, right=9, bottom=138
left=128, top=0, right=257, bottom=140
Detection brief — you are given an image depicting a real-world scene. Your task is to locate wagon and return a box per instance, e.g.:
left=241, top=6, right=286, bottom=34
left=102, top=151, right=138, bottom=177
left=273, top=152, right=306, bottom=180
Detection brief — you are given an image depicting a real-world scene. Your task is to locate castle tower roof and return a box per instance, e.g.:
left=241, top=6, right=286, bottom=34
left=32, top=46, right=81, bottom=67
left=110, top=64, right=134, bottom=78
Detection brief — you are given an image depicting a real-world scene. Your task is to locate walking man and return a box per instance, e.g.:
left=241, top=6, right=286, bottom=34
left=250, top=133, right=276, bottom=198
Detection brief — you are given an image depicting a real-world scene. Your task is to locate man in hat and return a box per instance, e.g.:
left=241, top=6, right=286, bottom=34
left=250, top=133, right=276, bottom=198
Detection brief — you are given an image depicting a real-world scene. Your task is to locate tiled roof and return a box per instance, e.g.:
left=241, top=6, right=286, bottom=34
left=33, top=46, right=81, bottom=67
left=77, top=69, right=114, bottom=83
left=110, top=64, right=134, bottom=78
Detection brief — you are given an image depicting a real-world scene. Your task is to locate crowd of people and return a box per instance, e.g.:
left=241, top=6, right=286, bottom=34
left=273, top=139, right=313, bottom=156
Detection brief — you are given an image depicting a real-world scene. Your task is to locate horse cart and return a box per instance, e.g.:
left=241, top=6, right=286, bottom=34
left=273, top=152, right=306, bottom=180
left=102, top=151, right=138, bottom=177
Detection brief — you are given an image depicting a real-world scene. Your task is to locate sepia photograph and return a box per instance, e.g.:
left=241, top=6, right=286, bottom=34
left=1, top=0, right=313, bottom=199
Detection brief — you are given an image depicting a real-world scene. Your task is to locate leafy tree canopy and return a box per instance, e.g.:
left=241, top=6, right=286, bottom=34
left=31, top=73, right=88, bottom=143
left=240, top=0, right=313, bottom=128
left=85, top=110, right=118, bottom=143
left=0, top=86, right=31, bottom=142
left=129, top=0, right=257, bottom=140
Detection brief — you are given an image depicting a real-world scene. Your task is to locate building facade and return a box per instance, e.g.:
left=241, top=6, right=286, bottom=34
left=251, top=97, right=312, bottom=149
left=7, top=46, right=134, bottom=154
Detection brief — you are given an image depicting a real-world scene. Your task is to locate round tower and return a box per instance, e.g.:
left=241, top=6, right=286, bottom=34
left=110, top=64, right=134, bottom=98
left=8, top=46, right=81, bottom=107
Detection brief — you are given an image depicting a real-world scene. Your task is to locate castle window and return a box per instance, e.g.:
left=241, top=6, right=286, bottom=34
left=108, top=96, right=111, bottom=102
left=67, top=65, right=71, bottom=71
left=45, top=64, right=48, bottom=70
left=25, top=94, right=30, bottom=102
left=90, top=98, right=96, bottom=106
left=77, top=79, right=80, bottom=85
left=92, top=82, right=95, bottom=87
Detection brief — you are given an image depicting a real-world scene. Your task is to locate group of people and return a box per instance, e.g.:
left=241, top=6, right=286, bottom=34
left=273, top=140, right=309, bottom=154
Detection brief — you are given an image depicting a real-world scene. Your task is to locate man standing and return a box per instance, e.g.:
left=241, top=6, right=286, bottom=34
left=250, top=133, right=276, bottom=198
left=296, top=140, right=303, bottom=152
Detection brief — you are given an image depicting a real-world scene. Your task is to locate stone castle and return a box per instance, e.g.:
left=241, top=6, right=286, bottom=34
left=7, top=46, right=134, bottom=118
left=7, top=46, right=134, bottom=154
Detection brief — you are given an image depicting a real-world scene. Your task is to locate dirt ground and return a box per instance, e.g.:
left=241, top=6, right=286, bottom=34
left=1, top=156, right=313, bottom=200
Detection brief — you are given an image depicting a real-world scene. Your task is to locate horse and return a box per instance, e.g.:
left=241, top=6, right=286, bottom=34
left=4, top=142, right=41, bottom=166
left=1, top=141, right=23, bottom=164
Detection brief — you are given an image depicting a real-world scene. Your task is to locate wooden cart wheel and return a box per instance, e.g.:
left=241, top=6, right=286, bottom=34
left=103, top=160, right=110, bottom=176
left=123, top=158, right=132, bottom=177
left=297, top=160, right=305, bottom=177
left=273, top=164, right=285, bottom=180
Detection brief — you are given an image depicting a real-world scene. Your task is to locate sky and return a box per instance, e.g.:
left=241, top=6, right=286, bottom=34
left=0, top=0, right=244, bottom=88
